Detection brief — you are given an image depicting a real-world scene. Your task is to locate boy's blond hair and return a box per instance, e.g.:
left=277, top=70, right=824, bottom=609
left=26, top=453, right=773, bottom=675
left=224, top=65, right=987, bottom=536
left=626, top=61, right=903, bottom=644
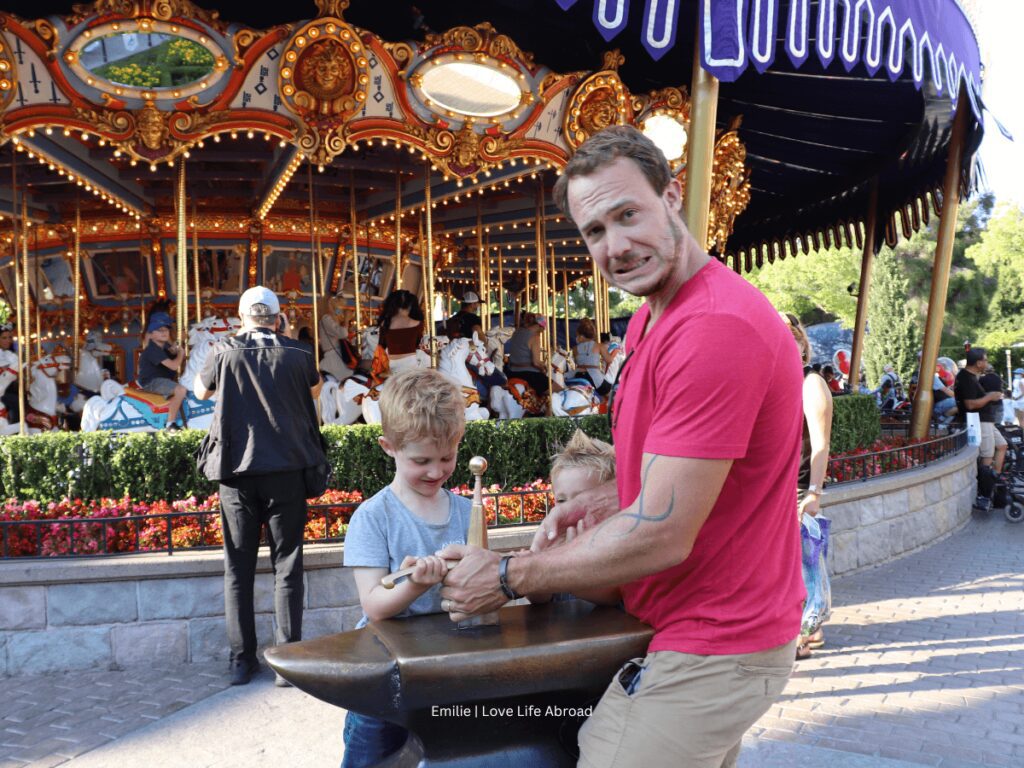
left=379, top=368, right=465, bottom=449
left=550, top=429, right=616, bottom=484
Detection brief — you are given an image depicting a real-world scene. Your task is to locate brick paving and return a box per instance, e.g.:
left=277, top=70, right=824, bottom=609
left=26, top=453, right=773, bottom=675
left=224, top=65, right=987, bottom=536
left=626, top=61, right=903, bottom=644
left=0, top=510, right=1021, bottom=767
left=746, top=509, right=1024, bottom=768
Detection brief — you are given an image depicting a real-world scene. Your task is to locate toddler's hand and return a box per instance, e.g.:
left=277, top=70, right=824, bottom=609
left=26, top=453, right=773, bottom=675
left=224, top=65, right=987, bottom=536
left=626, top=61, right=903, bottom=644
left=400, top=555, right=448, bottom=587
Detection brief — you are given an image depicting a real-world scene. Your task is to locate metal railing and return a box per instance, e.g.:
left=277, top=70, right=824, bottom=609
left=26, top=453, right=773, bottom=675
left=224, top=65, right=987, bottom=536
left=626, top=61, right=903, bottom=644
left=827, top=429, right=968, bottom=486
left=0, top=488, right=553, bottom=560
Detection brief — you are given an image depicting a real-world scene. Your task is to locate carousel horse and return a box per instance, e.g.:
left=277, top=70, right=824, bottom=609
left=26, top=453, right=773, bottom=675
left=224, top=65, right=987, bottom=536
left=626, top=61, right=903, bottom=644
left=0, top=349, right=23, bottom=435
left=26, top=354, right=73, bottom=432
left=71, top=331, right=114, bottom=413
left=331, top=326, right=388, bottom=425
left=81, top=316, right=240, bottom=433
left=437, top=335, right=490, bottom=421
left=551, top=349, right=601, bottom=418
left=483, top=326, right=515, bottom=373
left=604, top=336, right=625, bottom=386
left=318, top=313, right=359, bottom=384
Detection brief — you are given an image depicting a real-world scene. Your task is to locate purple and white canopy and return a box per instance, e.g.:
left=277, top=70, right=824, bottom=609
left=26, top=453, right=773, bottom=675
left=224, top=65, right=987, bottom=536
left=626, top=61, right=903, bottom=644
left=554, top=0, right=982, bottom=117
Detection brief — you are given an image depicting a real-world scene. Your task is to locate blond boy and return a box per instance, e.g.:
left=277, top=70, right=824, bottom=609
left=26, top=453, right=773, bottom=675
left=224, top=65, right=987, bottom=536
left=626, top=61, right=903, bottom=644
left=340, top=368, right=470, bottom=767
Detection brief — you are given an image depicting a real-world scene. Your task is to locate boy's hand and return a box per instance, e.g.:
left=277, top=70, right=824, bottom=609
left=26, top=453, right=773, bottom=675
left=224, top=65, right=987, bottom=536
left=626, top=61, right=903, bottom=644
left=400, top=554, right=448, bottom=587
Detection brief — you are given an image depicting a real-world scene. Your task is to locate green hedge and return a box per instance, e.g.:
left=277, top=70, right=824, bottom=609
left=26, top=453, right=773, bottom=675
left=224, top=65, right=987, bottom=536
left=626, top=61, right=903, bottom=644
left=830, top=395, right=882, bottom=454
left=0, top=402, right=877, bottom=503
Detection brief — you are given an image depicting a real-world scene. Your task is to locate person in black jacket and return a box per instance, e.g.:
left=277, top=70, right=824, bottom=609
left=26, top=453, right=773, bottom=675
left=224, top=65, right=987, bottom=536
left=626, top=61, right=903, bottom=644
left=195, top=286, right=324, bottom=686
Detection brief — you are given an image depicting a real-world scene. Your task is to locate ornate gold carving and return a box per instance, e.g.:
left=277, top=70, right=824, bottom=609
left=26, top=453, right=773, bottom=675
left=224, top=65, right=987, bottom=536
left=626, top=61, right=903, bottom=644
left=601, top=49, right=625, bottom=71
left=232, top=28, right=261, bottom=65
left=422, top=22, right=535, bottom=68
left=383, top=41, right=414, bottom=68
left=294, top=40, right=357, bottom=116
left=564, top=69, right=630, bottom=149
left=314, top=0, right=350, bottom=18
left=30, top=20, right=60, bottom=59
left=66, top=0, right=228, bottom=33
left=705, top=130, right=752, bottom=254
left=136, top=101, right=168, bottom=150
left=69, top=0, right=138, bottom=23
left=0, top=32, right=17, bottom=110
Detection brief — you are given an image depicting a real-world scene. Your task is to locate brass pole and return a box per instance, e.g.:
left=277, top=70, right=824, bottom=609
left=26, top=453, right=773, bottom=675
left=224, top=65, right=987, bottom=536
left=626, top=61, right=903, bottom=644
left=349, top=171, right=361, bottom=345
left=563, top=269, right=570, bottom=352
left=549, top=243, right=557, bottom=349
left=394, top=173, right=403, bottom=291
left=536, top=187, right=552, bottom=413
left=33, top=225, right=41, bottom=359
left=910, top=90, right=971, bottom=440
left=192, top=199, right=201, bottom=325
left=684, top=7, right=720, bottom=248
left=477, top=200, right=485, bottom=332
left=848, top=179, right=879, bottom=394
left=592, top=261, right=601, bottom=334
left=10, top=152, right=24, bottom=435
left=603, top=273, right=612, bottom=335
left=18, top=195, right=29, bottom=434
left=73, top=199, right=81, bottom=373
left=483, top=232, right=492, bottom=332
left=176, top=160, right=187, bottom=350
left=524, top=255, right=531, bottom=314
left=424, top=165, right=437, bottom=367
left=308, top=162, right=320, bottom=354
left=497, top=246, right=504, bottom=327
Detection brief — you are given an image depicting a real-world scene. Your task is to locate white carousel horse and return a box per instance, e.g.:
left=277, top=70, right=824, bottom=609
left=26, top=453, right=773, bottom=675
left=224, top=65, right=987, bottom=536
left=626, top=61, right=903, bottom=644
left=604, top=336, right=625, bottom=386
left=483, top=326, right=515, bottom=373
left=71, top=331, right=115, bottom=414
left=0, top=349, right=24, bottom=435
left=81, top=316, right=240, bottom=433
left=437, top=335, right=490, bottom=421
left=319, top=313, right=358, bottom=384
left=26, top=354, right=73, bottom=432
left=551, top=350, right=601, bottom=418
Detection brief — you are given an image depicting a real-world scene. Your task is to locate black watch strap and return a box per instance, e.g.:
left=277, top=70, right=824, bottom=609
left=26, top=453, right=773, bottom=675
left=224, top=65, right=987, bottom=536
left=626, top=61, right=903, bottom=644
left=498, top=554, right=521, bottom=600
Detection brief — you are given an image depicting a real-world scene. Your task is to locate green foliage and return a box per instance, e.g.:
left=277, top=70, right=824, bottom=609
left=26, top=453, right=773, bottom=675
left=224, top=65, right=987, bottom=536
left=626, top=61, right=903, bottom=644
left=166, top=39, right=214, bottom=67
left=0, top=410, right=886, bottom=503
left=94, top=37, right=215, bottom=88
left=101, top=62, right=162, bottom=88
left=863, top=251, right=921, bottom=388
left=746, top=247, right=861, bottom=327
left=0, top=300, right=10, bottom=325
left=830, top=395, right=882, bottom=455
left=966, top=203, right=1024, bottom=350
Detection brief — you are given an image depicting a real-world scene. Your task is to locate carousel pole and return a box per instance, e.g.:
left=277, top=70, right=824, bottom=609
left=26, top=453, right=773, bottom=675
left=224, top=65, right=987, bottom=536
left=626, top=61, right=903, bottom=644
left=349, top=171, right=362, bottom=347
left=911, top=89, right=971, bottom=440
left=497, top=246, right=504, bottom=327
left=16, top=190, right=27, bottom=435
left=477, top=200, right=485, bottom=330
left=423, top=165, right=438, bottom=367
left=33, top=225, right=41, bottom=359
left=483, top=231, right=491, bottom=332
left=308, top=162, right=320, bottom=354
left=175, top=160, right=188, bottom=352
left=848, top=179, right=879, bottom=394
left=549, top=243, right=557, bottom=349
left=524, top=254, right=531, bottom=314
left=394, top=173, right=403, bottom=291
left=683, top=5, right=720, bottom=247
left=591, top=261, right=601, bottom=335
left=536, top=186, right=553, bottom=414
left=603, top=273, right=611, bottom=335
left=73, top=200, right=82, bottom=373
left=563, top=269, right=570, bottom=351
left=192, top=199, right=201, bottom=324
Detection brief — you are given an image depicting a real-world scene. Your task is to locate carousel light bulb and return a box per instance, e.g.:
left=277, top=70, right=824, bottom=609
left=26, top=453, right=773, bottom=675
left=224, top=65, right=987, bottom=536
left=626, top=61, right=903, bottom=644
left=98, top=138, right=105, bottom=146
left=81, top=133, right=89, bottom=140
left=214, top=135, right=221, bottom=143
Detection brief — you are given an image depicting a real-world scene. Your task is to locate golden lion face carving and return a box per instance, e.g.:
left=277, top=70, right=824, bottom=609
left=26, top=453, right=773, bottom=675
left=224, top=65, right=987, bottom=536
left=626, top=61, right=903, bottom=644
left=294, top=40, right=355, bottom=116
left=579, top=92, right=617, bottom=136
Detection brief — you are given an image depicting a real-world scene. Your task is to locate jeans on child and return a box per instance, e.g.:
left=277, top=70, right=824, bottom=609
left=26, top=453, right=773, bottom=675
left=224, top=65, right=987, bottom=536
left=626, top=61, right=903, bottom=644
left=340, top=711, right=407, bottom=768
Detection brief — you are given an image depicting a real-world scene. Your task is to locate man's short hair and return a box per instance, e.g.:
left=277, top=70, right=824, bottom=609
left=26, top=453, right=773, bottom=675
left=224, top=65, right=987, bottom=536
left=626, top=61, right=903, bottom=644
left=550, top=429, right=616, bottom=485
left=552, top=125, right=672, bottom=223
left=245, top=303, right=278, bottom=326
left=379, top=368, right=465, bottom=450
left=966, top=348, right=987, bottom=367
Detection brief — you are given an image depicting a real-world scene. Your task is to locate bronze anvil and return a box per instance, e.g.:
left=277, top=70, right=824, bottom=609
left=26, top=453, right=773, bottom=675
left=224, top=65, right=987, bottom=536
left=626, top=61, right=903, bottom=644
left=265, top=600, right=653, bottom=766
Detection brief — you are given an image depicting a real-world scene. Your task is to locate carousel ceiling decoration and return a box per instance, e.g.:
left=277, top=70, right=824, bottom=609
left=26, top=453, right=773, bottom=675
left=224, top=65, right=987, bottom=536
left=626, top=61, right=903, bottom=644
left=555, top=0, right=983, bottom=119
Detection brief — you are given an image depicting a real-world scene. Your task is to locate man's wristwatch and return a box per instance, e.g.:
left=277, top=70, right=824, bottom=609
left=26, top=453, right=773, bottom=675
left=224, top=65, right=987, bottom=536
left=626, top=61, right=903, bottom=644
left=806, top=484, right=821, bottom=495
left=498, top=554, right=522, bottom=600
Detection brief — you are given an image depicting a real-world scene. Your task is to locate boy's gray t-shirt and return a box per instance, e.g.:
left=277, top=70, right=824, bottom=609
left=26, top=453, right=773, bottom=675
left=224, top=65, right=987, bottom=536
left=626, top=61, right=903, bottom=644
left=343, top=486, right=472, bottom=627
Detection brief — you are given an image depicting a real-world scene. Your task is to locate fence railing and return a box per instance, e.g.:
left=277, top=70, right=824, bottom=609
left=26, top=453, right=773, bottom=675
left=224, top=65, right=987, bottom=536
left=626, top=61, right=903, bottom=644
left=0, top=488, right=553, bottom=560
left=827, top=429, right=968, bottom=486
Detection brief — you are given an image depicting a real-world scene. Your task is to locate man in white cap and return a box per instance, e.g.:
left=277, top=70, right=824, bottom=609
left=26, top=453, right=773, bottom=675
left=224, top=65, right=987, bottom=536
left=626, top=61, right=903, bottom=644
left=452, top=291, right=483, bottom=340
left=194, top=286, right=325, bottom=686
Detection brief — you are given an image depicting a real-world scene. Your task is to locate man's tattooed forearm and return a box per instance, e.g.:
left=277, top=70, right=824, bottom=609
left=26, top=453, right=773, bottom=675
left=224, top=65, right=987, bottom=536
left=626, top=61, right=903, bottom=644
left=591, top=457, right=674, bottom=544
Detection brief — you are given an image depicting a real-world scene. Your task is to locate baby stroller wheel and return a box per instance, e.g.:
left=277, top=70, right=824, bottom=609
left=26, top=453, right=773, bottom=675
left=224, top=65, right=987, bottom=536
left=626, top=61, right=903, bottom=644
left=1006, top=500, right=1024, bottom=524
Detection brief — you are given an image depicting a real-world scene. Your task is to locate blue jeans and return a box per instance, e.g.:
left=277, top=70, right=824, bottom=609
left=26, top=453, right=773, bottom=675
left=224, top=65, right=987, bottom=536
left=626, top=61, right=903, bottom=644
left=341, top=711, right=407, bottom=768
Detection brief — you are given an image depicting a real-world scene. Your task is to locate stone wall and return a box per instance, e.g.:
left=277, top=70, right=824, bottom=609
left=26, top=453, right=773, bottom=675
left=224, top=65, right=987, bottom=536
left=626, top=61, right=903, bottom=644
left=0, top=449, right=976, bottom=675
left=0, top=528, right=533, bottom=676
left=821, top=446, right=977, bottom=577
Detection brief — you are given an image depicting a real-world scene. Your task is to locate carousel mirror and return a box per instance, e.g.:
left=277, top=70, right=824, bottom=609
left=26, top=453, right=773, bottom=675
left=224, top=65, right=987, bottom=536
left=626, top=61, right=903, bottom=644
left=85, top=249, right=152, bottom=298
left=418, top=61, right=523, bottom=118
left=79, top=32, right=217, bottom=90
left=39, top=257, right=76, bottom=299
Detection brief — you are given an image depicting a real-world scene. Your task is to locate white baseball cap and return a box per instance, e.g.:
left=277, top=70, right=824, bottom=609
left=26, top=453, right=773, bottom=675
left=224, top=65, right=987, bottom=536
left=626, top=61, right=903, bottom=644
left=463, top=291, right=480, bottom=304
left=238, top=286, right=281, bottom=316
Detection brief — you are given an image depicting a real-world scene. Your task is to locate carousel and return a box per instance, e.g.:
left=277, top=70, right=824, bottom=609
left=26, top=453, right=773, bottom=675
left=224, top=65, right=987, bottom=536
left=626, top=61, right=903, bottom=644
left=0, top=0, right=984, bottom=437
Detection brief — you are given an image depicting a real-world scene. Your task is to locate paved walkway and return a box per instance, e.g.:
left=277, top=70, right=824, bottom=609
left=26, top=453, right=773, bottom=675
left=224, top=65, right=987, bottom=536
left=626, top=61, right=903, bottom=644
left=1, top=510, right=1022, bottom=768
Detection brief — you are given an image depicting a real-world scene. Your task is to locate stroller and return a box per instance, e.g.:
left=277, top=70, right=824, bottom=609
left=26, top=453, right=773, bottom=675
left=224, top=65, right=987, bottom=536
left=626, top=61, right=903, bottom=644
left=994, top=423, right=1024, bottom=523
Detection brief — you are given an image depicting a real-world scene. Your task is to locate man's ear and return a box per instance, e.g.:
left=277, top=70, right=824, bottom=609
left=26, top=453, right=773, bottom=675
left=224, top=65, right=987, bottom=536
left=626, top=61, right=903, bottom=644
left=663, top=178, right=683, bottom=212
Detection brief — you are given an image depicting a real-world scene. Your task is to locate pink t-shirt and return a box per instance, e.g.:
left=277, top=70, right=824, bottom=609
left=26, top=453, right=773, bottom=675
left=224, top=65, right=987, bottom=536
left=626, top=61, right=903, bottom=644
left=613, top=259, right=805, bottom=655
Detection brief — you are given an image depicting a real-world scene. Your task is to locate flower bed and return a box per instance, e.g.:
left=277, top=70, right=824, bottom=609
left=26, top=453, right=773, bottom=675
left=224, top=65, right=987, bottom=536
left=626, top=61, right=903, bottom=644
left=827, top=433, right=964, bottom=484
left=0, top=483, right=553, bottom=559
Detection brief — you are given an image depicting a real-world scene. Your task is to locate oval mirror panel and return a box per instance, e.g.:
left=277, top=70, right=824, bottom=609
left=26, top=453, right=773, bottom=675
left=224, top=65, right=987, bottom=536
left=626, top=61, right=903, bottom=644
left=419, top=61, right=522, bottom=118
left=80, top=33, right=216, bottom=89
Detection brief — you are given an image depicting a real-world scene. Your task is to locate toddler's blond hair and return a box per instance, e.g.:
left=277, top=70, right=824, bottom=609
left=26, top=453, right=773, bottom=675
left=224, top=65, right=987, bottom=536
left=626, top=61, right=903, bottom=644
left=550, top=429, right=616, bottom=484
left=379, top=368, right=465, bottom=449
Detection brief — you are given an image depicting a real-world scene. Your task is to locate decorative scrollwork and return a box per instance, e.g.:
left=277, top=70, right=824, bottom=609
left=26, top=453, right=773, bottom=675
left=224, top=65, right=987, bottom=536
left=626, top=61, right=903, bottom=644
left=68, top=0, right=138, bottom=25
left=422, top=22, right=535, bottom=68
left=232, top=28, right=262, bottom=66
left=0, top=32, right=17, bottom=111
left=706, top=130, right=752, bottom=254
left=601, top=49, right=625, bottom=71
left=65, top=0, right=228, bottom=33
left=314, top=0, right=350, bottom=18
left=383, top=41, right=414, bottom=68
left=564, top=68, right=630, bottom=150
left=30, top=20, right=60, bottom=60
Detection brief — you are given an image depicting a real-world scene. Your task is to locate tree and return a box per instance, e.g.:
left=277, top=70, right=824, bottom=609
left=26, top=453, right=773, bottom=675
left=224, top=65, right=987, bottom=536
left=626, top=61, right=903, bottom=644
left=745, top=246, right=861, bottom=327
left=863, top=250, right=921, bottom=387
left=964, top=202, right=1024, bottom=349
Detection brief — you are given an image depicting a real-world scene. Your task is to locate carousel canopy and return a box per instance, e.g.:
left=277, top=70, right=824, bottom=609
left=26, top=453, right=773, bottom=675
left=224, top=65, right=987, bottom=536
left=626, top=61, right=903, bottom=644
left=0, top=0, right=985, bottom=323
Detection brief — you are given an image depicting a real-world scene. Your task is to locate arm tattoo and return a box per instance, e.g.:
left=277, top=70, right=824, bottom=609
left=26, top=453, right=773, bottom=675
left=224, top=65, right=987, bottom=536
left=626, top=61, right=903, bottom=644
left=592, top=456, right=674, bottom=544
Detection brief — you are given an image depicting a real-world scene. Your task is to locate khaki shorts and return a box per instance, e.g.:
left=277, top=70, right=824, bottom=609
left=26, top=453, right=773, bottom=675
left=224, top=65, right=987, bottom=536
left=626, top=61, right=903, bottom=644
left=979, top=422, right=1007, bottom=459
left=578, top=639, right=796, bottom=768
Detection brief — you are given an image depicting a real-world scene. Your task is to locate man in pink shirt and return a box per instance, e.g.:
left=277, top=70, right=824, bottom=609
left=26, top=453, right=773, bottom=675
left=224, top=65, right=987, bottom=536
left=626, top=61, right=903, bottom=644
left=440, top=125, right=805, bottom=767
